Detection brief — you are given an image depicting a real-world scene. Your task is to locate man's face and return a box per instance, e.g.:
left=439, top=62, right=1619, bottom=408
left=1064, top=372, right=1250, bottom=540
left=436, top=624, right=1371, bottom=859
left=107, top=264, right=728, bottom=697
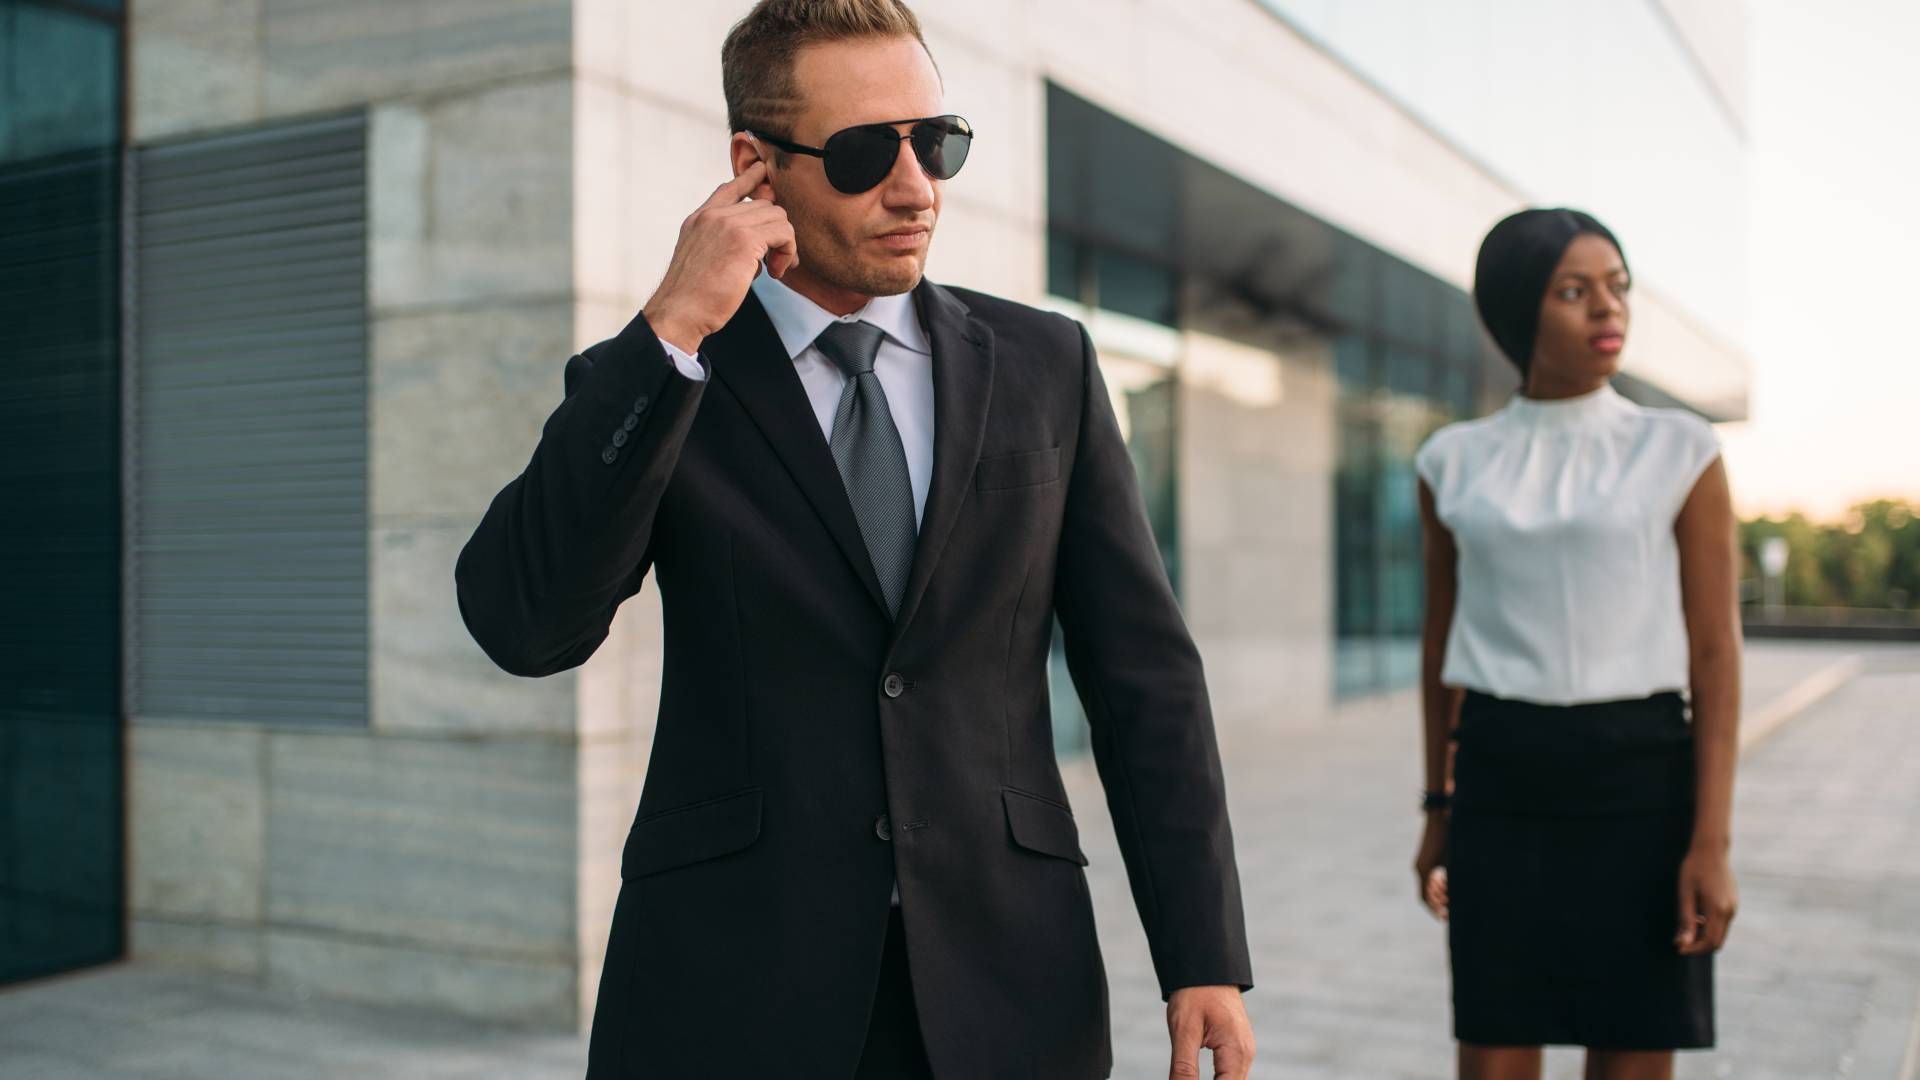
left=754, top=35, right=946, bottom=300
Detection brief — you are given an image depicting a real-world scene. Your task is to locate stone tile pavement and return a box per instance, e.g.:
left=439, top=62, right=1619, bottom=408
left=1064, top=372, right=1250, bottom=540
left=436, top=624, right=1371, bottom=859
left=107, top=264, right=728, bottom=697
left=0, top=966, right=587, bottom=1079
left=1073, top=642, right=1920, bottom=1079
left=1, top=642, right=1913, bottom=1079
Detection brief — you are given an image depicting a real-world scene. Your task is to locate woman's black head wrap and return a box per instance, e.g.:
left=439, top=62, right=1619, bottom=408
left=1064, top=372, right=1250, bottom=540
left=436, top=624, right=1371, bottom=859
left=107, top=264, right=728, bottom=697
left=1472, top=207, right=1627, bottom=375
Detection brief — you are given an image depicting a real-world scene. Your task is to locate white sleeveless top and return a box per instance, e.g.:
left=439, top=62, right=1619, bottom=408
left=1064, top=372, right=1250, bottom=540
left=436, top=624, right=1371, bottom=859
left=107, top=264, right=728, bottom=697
left=1414, top=382, right=1722, bottom=706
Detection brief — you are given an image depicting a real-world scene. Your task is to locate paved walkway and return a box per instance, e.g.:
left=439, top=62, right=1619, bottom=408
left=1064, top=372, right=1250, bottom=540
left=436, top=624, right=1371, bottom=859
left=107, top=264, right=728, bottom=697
left=1, top=643, right=1913, bottom=1078
left=1072, top=642, right=1920, bottom=1079
left=0, top=969, right=586, bottom=1079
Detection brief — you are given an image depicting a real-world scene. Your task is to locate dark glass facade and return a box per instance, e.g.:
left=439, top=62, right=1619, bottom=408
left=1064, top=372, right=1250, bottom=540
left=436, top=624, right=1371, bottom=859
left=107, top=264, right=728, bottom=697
left=1331, top=262, right=1489, bottom=696
left=1045, top=83, right=1499, bottom=720
left=0, top=0, right=126, bottom=986
left=1043, top=87, right=1187, bottom=754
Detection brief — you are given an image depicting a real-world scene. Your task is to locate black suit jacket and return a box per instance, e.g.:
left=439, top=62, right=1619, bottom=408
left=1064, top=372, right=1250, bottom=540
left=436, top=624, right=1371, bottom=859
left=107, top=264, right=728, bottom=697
left=454, top=279, right=1251, bottom=1078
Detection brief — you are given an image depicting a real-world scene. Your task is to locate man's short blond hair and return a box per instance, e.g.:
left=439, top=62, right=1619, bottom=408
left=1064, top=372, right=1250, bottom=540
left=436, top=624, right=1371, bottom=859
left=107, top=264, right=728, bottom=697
left=721, top=0, right=934, bottom=140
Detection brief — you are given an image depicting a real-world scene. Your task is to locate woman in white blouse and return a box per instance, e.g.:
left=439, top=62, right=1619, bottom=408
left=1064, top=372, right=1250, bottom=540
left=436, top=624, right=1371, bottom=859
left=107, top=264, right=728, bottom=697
left=1412, top=208, right=1741, bottom=1080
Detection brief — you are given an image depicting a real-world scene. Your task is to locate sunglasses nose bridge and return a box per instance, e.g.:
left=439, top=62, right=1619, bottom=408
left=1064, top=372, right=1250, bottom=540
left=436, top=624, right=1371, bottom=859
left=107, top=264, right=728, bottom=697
left=888, top=130, right=917, bottom=169
left=875, top=134, right=936, bottom=205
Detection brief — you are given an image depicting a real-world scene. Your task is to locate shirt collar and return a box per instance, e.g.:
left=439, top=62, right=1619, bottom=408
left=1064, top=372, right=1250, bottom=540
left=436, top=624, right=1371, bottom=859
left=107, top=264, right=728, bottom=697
left=750, top=266, right=932, bottom=361
left=1502, top=380, right=1631, bottom=429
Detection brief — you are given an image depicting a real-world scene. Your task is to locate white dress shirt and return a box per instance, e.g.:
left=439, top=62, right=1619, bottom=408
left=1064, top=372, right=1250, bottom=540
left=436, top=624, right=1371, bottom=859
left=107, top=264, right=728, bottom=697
left=1415, top=382, right=1722, bottom=707
left=656, top=268, right=936, bottom=905
left=656, top=267, right=936, bottom=527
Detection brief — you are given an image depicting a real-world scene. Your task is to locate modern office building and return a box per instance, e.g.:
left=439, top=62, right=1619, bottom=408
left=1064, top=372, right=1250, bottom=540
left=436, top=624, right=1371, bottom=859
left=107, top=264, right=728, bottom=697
left=0, top=0, right=1748, bottom=1029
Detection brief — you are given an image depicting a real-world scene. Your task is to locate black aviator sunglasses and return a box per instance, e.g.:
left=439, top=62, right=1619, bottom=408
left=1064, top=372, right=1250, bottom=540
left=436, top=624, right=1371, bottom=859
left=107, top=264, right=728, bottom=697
left=749, top=114, right=974, bottom=195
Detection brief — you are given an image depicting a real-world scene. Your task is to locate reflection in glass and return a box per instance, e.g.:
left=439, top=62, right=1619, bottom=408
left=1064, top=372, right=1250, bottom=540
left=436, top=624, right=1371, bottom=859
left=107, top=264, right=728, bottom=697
left=1092, top=249, right=1178, bottom=328
left=1333, top=268, right=1486, bottom=697
left=0, top=3, right=119, bottom=162
left=0, top=0, right=125, bottom=987
left=1043, top=80, right=1493, bottom=720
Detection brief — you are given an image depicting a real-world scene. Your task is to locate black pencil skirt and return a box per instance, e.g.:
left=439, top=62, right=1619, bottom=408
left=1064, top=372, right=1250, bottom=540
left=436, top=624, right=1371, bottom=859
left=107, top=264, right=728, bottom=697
left=1446, top=689, right=1715, bottom=1050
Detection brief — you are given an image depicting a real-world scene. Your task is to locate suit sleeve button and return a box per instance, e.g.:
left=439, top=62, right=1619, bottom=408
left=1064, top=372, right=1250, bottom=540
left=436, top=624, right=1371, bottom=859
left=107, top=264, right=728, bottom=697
left=622, top=413, right=639, bottom=432
left=600, top=446, right=618, bottom=465
left=611, top=429, right=629, bottom=448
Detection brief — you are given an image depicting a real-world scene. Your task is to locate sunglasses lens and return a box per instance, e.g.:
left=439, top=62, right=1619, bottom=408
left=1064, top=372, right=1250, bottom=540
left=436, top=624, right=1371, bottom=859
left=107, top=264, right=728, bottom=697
left=823, top=126, right=899, bottom=194
left=911, top=117, right=971, bottom=180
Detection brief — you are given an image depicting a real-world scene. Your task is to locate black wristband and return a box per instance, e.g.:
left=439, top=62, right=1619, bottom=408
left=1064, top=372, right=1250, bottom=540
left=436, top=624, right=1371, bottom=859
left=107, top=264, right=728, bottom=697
left=1421, top=789, right=1451, bottom=812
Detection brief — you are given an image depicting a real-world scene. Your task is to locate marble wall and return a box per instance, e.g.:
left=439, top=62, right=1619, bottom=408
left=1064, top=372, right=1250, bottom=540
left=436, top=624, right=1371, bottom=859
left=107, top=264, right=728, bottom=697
left=127, top=0, right=599, bottom=1030
left=131, top=0, right=571, bottom=143
left=1178, top=330, right=1337, bottom=744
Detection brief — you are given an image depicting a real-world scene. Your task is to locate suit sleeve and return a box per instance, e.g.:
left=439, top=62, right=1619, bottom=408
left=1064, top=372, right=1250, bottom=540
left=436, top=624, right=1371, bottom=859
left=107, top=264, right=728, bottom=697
left=1053, top=320, right=1254, bottom=1000
left=454, top=309, right=707, bottom=677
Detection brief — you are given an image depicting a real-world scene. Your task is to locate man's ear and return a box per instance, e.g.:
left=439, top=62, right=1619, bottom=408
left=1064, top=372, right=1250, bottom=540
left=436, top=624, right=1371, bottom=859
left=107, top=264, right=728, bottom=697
left=729, top=132, right=765, bottom=180
left=729, top=132, right=778, bottom=202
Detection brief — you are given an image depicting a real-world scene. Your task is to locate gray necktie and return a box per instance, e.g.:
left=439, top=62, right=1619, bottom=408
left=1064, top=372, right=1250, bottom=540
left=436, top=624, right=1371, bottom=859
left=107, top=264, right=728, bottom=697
left=815, top=319, right=917, bottom=617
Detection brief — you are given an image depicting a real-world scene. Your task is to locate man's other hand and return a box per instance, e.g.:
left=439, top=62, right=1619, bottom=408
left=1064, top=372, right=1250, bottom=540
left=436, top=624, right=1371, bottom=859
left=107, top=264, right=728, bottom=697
left=1166, top=985, right=1255, bottom=1079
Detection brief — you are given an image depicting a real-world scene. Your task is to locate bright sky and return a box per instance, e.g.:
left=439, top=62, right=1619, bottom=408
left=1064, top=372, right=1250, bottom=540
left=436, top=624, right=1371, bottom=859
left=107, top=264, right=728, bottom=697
left=1716, top=0, right=1920, bottom=522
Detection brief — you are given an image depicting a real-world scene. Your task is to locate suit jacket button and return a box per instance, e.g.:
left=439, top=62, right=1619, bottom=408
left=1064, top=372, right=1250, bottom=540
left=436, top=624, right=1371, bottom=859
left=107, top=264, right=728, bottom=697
left=633, top=394, right=650, bottom=413
left=882, top=673, right=905, bottom=698
left=611, top=428, right=629, bottom=448
left=875, top=814, right=892, bottom=841
left=600, top=446, right=617, bottom=465
left=622, top=412, right=639, bottom=432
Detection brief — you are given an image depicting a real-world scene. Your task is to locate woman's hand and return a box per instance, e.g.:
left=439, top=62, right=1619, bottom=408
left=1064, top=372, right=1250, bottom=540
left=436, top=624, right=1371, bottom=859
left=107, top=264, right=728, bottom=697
left=1675, top=845, right=1738, bottom=954
left=1413, top=816, right=1449, bottom=919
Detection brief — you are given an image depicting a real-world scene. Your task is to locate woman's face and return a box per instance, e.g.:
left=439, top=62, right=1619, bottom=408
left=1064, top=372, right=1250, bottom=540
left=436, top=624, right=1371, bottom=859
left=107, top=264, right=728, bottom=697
left=1530, top=232, right=1631, bottom=386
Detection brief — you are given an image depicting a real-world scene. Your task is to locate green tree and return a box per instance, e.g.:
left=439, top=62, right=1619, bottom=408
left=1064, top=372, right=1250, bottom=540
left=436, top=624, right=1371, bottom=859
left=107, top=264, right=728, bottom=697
left=1741, top=498, right=1918, bottom=611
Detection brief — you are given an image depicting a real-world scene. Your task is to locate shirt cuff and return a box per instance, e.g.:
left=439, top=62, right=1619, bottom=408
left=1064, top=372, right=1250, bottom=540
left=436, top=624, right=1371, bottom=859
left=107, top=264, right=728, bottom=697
left=658, top=336, right=709, bottom=382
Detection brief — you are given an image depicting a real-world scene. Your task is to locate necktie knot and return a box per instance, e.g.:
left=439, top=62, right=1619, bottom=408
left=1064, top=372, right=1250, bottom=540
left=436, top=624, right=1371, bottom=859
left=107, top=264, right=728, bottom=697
left=814, top=319, right=886, bottom=379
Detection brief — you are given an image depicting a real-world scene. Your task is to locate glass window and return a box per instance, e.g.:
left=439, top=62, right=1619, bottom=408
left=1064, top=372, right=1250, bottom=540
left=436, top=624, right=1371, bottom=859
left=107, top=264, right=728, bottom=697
left=1380, top=258, right=1433, bottom=347
left=1043, top=81, right=1489, bottom=709
left=0, top=3, right=119, bottom=163
left=1334, top=261, right=1478, bottom=698
left=1085, top=127, right=1177, bottom=253
left=1324, top=235, right=1375, bottom=331
left=0, top=0, right=125, bottom=989
left=1092, top=249, right=1178, bottom=328
left=1046, top=230, right=1081, bottom=301
left=1333, top=335, right=1371, bottom=391
left=1384, top=345, right=1429, bottom=400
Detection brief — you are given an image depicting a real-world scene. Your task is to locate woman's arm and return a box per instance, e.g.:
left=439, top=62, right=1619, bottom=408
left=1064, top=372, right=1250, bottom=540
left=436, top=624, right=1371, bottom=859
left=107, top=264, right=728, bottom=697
left=1674, top=455, right=1742, bottom=953
left=1414, top=478, right=1463, bottom=916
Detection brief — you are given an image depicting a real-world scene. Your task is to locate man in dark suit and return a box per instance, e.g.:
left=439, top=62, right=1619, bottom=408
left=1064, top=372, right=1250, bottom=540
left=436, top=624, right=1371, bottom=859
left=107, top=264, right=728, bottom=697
left=454, top=1, right=1254, bottom=1076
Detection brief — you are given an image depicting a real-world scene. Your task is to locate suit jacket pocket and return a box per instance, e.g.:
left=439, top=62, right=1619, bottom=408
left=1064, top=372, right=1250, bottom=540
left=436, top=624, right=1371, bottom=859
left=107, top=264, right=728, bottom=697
left=621, top=788, right=763, bottom=880
left=1002, top=787, right=1088, bottom=865
left=974, top=447, right=1061, bottom=491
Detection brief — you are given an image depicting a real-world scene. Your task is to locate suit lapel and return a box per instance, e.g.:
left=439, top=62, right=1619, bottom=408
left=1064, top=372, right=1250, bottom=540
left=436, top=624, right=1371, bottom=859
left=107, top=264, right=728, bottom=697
left=889, top=279, right=995, bottom=648
left=708, top=292, right=891, bottom=617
